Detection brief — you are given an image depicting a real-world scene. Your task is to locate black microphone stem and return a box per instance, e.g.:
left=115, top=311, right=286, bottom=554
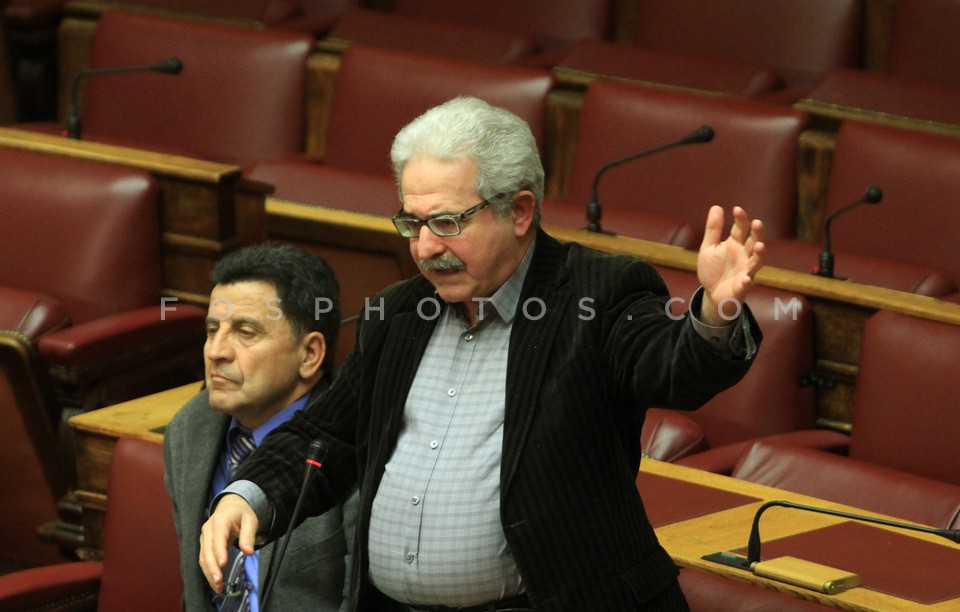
left=746, top=499, right=960, bottom=566
left=260, top=439, right=328, bottom=612
left=67, top=57, right=183, bottom=140
left=586, top=125, right=714, bottom=234
left=815, top=186, right=882, bottom=278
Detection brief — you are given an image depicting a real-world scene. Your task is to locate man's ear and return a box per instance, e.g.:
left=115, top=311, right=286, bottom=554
left=511, top=190, right=536, bottom=238
left=299, top=331, right=326, bottom=380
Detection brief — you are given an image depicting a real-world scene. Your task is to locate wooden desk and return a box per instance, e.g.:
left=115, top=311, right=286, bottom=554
left=643, top=460, right=960, bottom=611
left=70, top=383, right=960, bottom=609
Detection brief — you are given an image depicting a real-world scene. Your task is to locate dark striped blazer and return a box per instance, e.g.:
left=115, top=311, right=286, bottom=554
left=236, top=228, right=760, bottom=611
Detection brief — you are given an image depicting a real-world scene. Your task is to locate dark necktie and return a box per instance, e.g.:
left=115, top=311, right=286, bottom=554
left=219, top=427, right=256, bottom=612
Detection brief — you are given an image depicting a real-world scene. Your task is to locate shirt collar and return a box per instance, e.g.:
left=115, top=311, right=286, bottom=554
left=228, top=392, right=310, bottom=446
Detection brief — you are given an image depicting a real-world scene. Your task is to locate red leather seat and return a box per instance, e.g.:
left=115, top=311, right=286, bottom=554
left=555, top=0, right=863, bottom=101
left=729, top=307, right=960, bottom=515
left=0, top=437, right=182, bottom=610
left=731, top=439, right=960, bottom=530
left=322, top=0, right=612, bottom=67
left=639, top=268, right=842, bottom=474
left=800, top=0, right=960, bottom=127
left=18, top=9, right=314, bottom=165
left=542, top=78, right=808, bottom=247
left=247, top=43, right=555, bottom=215
left=765, top=120, right=960, bottom=296
left=0, top=145, right=205, bottom=421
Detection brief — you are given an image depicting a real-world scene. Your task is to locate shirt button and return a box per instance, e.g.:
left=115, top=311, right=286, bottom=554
left=405, top=553, right=416, bottom=564
left=411, top=496, right=421, bottom=505
left=429, top=439, right=439, bottom=449
left=463, top=333, right=474, bottom=342
left=447, top=387, right=457, bottom=397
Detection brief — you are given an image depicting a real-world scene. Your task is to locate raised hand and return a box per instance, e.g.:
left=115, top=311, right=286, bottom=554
left=696, top=205, right=765, bottom=326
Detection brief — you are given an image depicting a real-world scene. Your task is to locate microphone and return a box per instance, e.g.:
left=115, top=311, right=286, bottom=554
left=66, top=57, right=184, bottom=140
left=815, top=185, right=883, bottom=278
left=586, top=125, right=714, bottom=234
left=259, top=438, right=329, bottom=611
left=704, top=499, right=960, bottom=593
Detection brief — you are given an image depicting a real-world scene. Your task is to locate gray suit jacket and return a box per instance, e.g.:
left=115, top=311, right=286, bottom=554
left=163, top=385, right=358, bottom=611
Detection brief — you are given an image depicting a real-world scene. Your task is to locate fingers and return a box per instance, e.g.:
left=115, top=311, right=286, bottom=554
left=198, top=494, right=257, bottom=593
left=700, top=204, right=725, bottom=250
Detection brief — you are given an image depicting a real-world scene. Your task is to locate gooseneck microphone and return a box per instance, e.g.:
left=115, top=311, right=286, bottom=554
left=66, top=57, right=184, bottom=140
left=745, top=500, right=960, bottom=566
left=704, top=499, right=960, bottom=594
left=586, top=125, right=715, bottom=234
left=815, top=186, right=883, bottom=278
left=259, top=439, right=329, bottom=612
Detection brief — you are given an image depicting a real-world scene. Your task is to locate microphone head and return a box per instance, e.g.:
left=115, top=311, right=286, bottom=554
left=863, top=185, right=883, bottom=204
left=690, top=125, right=715, bottom=144
left=161, top=57, right=184, bottom=74
left=307, top=438, right=329, bottom=463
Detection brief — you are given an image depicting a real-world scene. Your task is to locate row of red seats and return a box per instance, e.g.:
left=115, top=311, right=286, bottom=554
left=14, top=9, right=959, bottom=300
left=644, top=299, right=960, bottom=532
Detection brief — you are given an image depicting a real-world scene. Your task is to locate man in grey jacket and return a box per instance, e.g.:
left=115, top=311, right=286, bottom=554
left=164, top=243, right=357, bottom=611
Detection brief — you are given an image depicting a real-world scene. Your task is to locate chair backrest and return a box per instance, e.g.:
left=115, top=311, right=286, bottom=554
left=850, top=309, right=960, bottom=486
left=0, top=332, right=68, bottom=568
left=83, top=9, right=313, bottom=163
left=732, top=439, right=960, bottom=530
left=888, top=0, right=960, bottom=87
left=558, top=78, right=807, bottom=242
left=326, top=9, right=540, bottom=65
left=96, top=437, right=181, bottom=612
left=393, top=0, right=613, bottom=50
left=322, top=43, right=555, bottom=177
left=0, top=146, right=160, bottom=324
left=654, top=268, right=815, bottom=447
left=633, top=0, right=863, bottom=88
left=822, top=120, right=960, bottom=286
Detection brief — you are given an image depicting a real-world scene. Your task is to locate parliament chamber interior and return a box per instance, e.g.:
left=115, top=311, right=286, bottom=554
left=1, top=0, right=959, bottom=609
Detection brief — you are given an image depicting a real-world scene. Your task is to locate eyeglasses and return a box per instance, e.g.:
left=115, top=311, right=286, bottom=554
left=392, top=195, right=503, bottom=238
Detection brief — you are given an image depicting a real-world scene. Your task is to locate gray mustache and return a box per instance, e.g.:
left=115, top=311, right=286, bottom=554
left=419, top=253, right=466, bottom=272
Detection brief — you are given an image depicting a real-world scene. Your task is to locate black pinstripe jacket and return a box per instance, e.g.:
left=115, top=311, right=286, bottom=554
left=235, top=229, right=760, bottom=611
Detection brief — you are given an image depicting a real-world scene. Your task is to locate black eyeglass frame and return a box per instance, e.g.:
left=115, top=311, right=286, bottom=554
left=391, top=192, right=508, bottom=238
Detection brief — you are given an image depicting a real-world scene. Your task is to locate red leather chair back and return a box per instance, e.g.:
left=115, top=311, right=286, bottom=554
left=323, top=44, right=555, bottom=178
left=888, top=0, right=960, bottom=87
left=84, top=9, right=313, bottom=163
left=0, top=147, right=160, bottom=324
left=823, top=120, right=960, bottom=286
left=97, top=437, right=181, bottom=612
left=732, top=439, right=960, bottom=530
left=633, top=0, right=863, bottom=88
left=850, top=310, right=960, bottom=486
left=393, top=0, right=613, bottom=50
left=556, top=79, right=807, bottom=242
